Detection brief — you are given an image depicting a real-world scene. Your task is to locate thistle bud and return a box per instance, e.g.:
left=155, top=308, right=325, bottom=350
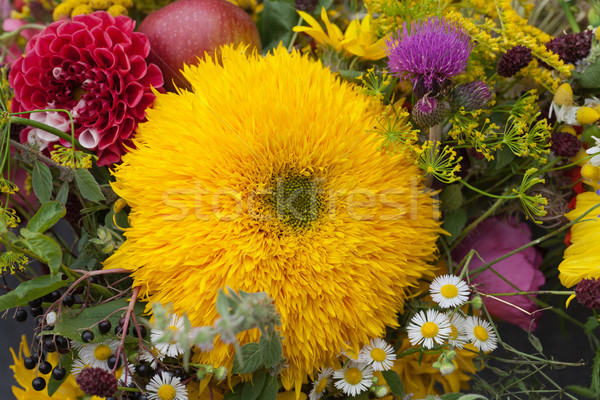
left=412, top=96, right=449, bottom=128
left=451, top=80, right=492, bottom=111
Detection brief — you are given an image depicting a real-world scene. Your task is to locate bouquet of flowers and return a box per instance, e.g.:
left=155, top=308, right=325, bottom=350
left=2, top=0, right=600, bottom=399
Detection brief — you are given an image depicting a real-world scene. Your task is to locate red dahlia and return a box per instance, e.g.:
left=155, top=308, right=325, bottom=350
left=9, top=11, right=163, bottom=166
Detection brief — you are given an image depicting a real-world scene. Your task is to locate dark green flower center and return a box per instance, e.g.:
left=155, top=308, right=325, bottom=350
left=267, top=174, right=324, bottom=229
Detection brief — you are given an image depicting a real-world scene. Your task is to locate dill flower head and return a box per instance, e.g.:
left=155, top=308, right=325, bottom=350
left=386, top=17, right=474, bottom=98
left=103, top=45, right=441, bottom=391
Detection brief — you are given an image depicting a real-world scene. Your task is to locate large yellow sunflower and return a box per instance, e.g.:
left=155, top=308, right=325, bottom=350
left=104, top=45, right=441, bottom=390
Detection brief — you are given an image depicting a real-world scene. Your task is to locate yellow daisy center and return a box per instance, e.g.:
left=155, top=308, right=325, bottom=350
left=344, top=367, right=363, bottom=385
left=449, top=325, right=458, bottom=340
left=316, top=377, right=328, bottom=393
left=421, top=321, right=439, bottom=338
left=93, top=345, right=112, bottom=361
left=473, top=326, right=489, bottom=341
left=268, top=174, right=324, bottom=230
left=440, top=284, right=458, bottom=298
left=370, top=347, right=387, bottom=362
left=157, top=384, right=176, bottom=400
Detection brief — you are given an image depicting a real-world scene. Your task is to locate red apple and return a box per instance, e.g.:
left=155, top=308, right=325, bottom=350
left=138, top=0, right=261, bottom=91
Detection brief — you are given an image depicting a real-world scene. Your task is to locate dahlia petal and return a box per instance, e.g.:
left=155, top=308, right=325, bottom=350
left=113, top=44, right=131, bottom=73
left=98, top=126, right=119, bottom=149
left=113, top=101, right=127, bottom=124
left=96, top=144, right=123, bottom=166
left=94, top=47, right=117, bottom=69
left=72, top=29, right=95, bottom=48
left=56, top=20, right=87, bottom=36
left=34, top=35, right=54, bottom=56
left=128, top=56, right=147, bottom=80
left=90, top=26, right=112, bottom=48
left=131, top=32, right=151, bottom=58
left=124, top=82, right=144, bottom=107
left=79, top=128, right=101, bottom=149
left=142, top=64, right=164, bottom=88
left=60, top=45, right=81, bottom=61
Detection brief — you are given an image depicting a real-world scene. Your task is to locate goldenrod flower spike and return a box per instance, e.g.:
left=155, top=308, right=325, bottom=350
left=553, top=83, right=573, bottom=106
left=576, top=106, right=600, bottom=125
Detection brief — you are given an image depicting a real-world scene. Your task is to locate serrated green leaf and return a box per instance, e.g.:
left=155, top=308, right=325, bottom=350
left=232, top=343, right=263, bottom=374
left=52, top=299, right=144, bottom=342
left=260, top=0, right=297, bottom=52
left=20, top=228, right=62, bottom=275
left=381, top=370, right=405, bottom=397
left=443, top=208, right=467, bottom=241
left=48, top=353, right=73, bottom=396
left=259, top=375, right=278, bottom=400
left=241, top=369, right=266, bottom=400
left=260, top=329, right=282, bottom=369
left=56, top=181, right=69, bottom=205
left=74, top=169, right=105, bottom=202
left=27, top=201, right=66, bottom=233
left=440, top=184, right=463, bottom=211
left=32, top=161, right=53, bottom=203
left=0, top=274, right=67, bottom=312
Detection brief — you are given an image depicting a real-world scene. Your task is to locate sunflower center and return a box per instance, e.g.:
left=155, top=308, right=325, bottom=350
left=268, top=173, right=323, bottom=229
left=421, top=321, right=439, bottom=338
left=370, top=348, right=387, bottom=362
left=449, top=325, right=458, bottom=340
left=93, top=345, right=112, bottom=361
left=344, top=367, right=363, bottom=385
left=316, top=377, right=328, bottom=393
left=157, top=384, right=177, bottom=400
left=440, top=284, right=458, bottom=298
left=473, top=326, right=489, bottom=341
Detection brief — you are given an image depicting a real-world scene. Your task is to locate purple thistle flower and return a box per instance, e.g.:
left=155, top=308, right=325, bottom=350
left=386, top=18, right=474, bottom=98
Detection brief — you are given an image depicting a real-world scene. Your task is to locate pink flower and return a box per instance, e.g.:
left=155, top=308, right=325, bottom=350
left=452, top=217, right=545, bottom=331
left=9, top=11, right=163, bottom=166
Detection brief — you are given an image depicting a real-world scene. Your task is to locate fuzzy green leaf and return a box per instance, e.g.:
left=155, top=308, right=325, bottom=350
left=259, top=375, right=278, bottom=400
left=443, top=208, right=467, bottom=241
left=74, top=169, right=105, bottom=202
left=381, top=370, right=405, bottom=397
left=32, top=161, right=53, bottom=204
left=241, top=369, right=266, bottom=400
left=0, top=274, right=67, bottom=312
left=56, top=182, right=69, bottom=205
left=27, top=201, right=66, bottom=233
left=260, top=329, right=282, bottom=368
left=232, top=343, right=262, bottom=374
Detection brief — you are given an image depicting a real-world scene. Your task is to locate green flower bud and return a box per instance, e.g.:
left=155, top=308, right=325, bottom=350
left=472, top=295, right=483, bottom=310
left=375, top=386, right=389, bottom=398
left=214, top=366, right=227, bottom=381
left=439, top=361, right=455, bottom=375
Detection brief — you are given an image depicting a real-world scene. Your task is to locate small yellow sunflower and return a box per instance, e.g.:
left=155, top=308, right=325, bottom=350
left=104, top=45, right=441, bottom=391
left=559, top=191, right=600, bottom=288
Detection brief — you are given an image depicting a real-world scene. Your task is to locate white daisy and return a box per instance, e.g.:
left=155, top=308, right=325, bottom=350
left=146, top=371, right=188, bottom=400
left=77, top=340, right=119, bottom=370
left=465, top=316, right=498, bottom=352
left=70, top=359, right=90, bottom=377
left=429, top=275, right=470, bottom=308
left=406, top=310, right=451, bottom=349
left=358, top=338, right=396, bottom=371
left=446, top=313, right=468, bottom=349
left=151, top=313, right=185, bottom=358
left=586, top=136, right=600, bottom=166
left=140, top=346, right=166, bottom=369
left=309, top=368, right=334, bottom=400
left=332, top=361, right=373, bottom=397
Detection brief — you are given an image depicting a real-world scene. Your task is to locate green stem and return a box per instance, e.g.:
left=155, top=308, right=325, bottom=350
left=557, top=0, right=580, bottom=33
left=10, top=115, right=87, bottom=151
left=460, top=180, right=518, bottom=199
left=287, top=16, right=303, bottom=52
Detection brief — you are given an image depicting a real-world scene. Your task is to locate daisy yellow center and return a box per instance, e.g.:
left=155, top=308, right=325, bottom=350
left=268, top=174, right=323, bottom=229
left=370, top=348, right=387, bottom=362
left=449, top=325, right=458, bottom=340
left=93, top=345, right=112, bottom=361
left=316, top=377, right=328, bottom=393
left=473, top=325, right=489, bottom=341
left=344, top=367, right=363, bottom=385
left=440, top=284, right=458, bottom=298
left=420, top=321, right=439, bottom=338
left=157, top=384, right=177, bottom=400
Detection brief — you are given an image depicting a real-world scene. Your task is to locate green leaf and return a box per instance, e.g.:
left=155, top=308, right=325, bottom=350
left=27, top=201, right=66, bottom=233
left=32, top=161, right=53, bottom=204
left=440, top=184, right=463, bottom=211
left=48, top=353, right=73, bottom=396
left=338, top=70, right=363, bottom=81
left=56, top=181, right=69, bottom=205
left=349, top=393, right=369, bottom=400
left=74, top=169, right=105, bottom=202
left=566, top=385, right=599, bottom=399
left=241, top=369, right=266, bottom=400
left=381, top=370, right=405, bottom=397
left=0, top=274, right=67, bottom=312
left=495, top=145, right=515, bottom=170
left=575, top=58, right=600, bottom=88
left=259, top=375, right=278, bottom=400
left=52, top=299, right=144, bottom=342
left=260, top=329, right=282, bottom=369
left=443, top=208, right=467, bottom=241
left=232, top=343, right=263, bottom=374
left=260, top=0, right=297, bottom=52
left=20, top=228, right=62, bottom=275
left=458, top=395, right=488, bottom=400
left=440, top=394, right=464, bottom=400
left=592, top=346, right=600, bottom=395
left=527, top=331, right=543, bottom=353
left=223, top=383, right=244, bottom=400
left=0, top=215, right=6, bottom=233
left=215, top=290, right=234, bottom=317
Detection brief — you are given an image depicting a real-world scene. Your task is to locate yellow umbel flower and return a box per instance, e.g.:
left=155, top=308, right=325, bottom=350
left=293, top=8, right=390, bottom=60
left=104, top=45, right=441, bottom=391
left=10, top=336, right=103, bottom=400
left=559, top=191, right=600, bottom=288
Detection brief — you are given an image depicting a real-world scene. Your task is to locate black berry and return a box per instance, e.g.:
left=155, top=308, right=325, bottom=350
left=107, top=354, right=121, bottom=369
left=43, top=337, right=57, bottom=353
left=15, top=309, right=28, bottom=322
left=132, top=325, right=147, bottom=338
left=81, top=330, right=94, bottom=343
left=50, top=291, right=61, bottom=301
left=118, top=317, right=127, bottom=327
left=98, top=320, right=111, bottom=334
left=52, top=366, right=66, bottom=381
left=38, top=360, right=52, bottom=374
left=62, top=294, right=75, bottom=307
left=114, top=325, right=129, bottom=335
left=136, top=363, right=151, bottom=377
left=55, top=335, right=68, bottom=350
left=30, top=306, right=44, bottom=318
left=32, top=377, right=46, bottom=391
left=28, top=298, right=42, bottom=308
left=140, top=395, right=149, bottom=400
left=106, top=397, right=118, bottom=400
left=24, top=357, right=37, bottom=370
